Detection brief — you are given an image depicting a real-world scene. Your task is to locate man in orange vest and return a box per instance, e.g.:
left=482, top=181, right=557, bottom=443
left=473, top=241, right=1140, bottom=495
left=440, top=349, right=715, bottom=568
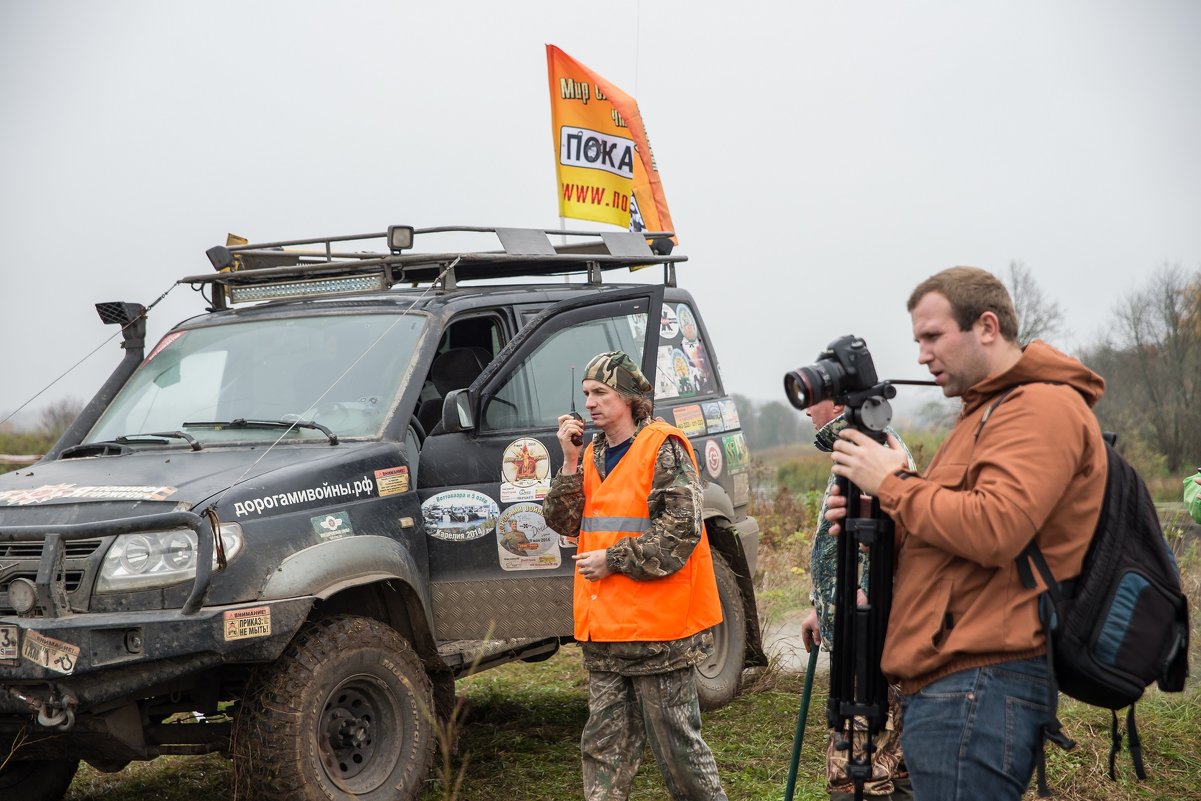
left=544, top=350, right=728, bottom=801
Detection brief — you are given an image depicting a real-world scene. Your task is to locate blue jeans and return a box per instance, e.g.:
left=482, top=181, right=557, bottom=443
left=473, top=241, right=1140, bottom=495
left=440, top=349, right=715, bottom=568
left=900, top=658, right=1050, bottom=801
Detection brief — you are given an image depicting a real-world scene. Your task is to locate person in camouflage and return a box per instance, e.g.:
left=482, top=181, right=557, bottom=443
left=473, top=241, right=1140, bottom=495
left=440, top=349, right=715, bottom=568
left=544, top=350, right=728, bottom=801
left=800, top=399, right=914, bottom=801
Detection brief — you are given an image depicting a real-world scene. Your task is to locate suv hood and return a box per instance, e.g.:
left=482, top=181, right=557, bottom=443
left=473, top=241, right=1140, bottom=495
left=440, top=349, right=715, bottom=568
left=0, top=442, right=406, bottom=523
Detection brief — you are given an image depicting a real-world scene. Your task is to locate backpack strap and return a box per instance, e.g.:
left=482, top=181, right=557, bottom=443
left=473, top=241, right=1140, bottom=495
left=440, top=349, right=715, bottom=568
left=1105, top=706, right=1147, bottom=782
left=973, top=386, right=1020, bottom=440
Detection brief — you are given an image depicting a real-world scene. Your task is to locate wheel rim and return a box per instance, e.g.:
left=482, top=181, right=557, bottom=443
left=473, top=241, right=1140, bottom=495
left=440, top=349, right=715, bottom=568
left=697, top=617, right=730, bottom=679
left=318, top=674, right=403, bottom=794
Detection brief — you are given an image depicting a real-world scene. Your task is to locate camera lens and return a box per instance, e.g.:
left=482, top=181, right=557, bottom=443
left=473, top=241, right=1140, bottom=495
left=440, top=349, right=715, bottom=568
left=783, top=361, right=837, bottom=410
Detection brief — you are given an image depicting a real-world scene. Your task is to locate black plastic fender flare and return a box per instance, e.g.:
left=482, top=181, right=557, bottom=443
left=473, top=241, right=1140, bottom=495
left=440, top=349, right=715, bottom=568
left=258, top=535, right=435, bottom=635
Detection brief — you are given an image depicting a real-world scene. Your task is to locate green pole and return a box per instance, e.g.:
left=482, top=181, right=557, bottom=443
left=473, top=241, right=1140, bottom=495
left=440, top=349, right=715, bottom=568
left=784, top=645, right=821, bottom=801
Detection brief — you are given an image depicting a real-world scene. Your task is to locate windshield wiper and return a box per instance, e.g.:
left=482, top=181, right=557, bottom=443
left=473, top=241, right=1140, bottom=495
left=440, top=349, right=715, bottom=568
left=183, top=418, right=339, bottom=445
left=115, top=431, right=203, bottom=451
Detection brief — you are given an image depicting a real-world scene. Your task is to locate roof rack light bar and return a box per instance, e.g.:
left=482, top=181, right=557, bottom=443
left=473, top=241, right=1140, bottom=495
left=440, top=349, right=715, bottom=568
left=183, top=225, right=685, bottom=307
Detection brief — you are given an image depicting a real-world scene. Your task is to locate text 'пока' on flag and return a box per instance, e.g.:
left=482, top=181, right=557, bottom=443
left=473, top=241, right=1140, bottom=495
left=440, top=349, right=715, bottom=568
left=545, top=44, right=676, bottom=241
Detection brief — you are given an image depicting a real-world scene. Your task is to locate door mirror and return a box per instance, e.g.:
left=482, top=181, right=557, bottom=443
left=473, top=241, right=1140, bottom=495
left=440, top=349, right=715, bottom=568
left=442, top=389, right=476, bottom=433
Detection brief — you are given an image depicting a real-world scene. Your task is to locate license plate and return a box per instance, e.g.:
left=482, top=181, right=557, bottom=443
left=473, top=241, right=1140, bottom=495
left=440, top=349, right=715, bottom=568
left=21, top=629, right=80, bottom=675
left=0, top=625, right=17, bottom=662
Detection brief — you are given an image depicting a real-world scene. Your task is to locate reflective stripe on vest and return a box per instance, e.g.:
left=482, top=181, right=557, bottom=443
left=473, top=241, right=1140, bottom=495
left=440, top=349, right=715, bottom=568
left=573, top=420, right=723, bottom=643
left=579, top=516, right=650, bottom=534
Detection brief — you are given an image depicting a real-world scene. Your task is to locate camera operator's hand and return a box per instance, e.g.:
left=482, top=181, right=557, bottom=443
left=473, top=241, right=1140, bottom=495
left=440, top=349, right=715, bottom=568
left=830, top=429, right=908, bottom=496
left=556, top=413, right=586, bottom=474
left=801, top=609, right=821, bottom=652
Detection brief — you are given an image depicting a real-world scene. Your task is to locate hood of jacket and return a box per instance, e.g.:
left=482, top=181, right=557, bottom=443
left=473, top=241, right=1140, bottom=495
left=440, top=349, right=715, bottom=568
left=961, top=339, right=1105, bottom=415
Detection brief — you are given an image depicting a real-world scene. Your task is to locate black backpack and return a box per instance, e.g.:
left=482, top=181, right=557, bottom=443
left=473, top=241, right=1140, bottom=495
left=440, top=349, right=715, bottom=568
left=977, top=388, right=1190, bottom=796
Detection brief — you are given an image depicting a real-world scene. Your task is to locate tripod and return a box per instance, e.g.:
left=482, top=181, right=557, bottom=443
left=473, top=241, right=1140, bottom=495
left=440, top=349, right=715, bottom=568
left=826, top=383, right=897, bottom=801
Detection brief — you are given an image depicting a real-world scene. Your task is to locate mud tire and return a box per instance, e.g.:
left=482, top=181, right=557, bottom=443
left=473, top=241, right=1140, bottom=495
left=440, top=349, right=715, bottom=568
left=232, top=615, right=435, bottom=801
left=696, top=553, right=746, bottom=711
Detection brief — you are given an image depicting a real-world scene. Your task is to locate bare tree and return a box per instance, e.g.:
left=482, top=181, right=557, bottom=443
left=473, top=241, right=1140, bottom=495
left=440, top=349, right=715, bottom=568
left=38, top=397, right=84, bottom=441
left=1004, top=261, right=1066, bottom=345
left=1082, top=264, right=1201, bottom=472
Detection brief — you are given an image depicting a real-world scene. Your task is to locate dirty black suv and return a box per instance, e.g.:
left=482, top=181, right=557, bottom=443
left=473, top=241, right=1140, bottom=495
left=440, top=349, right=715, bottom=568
left=0, top=226, right=763, bottom=801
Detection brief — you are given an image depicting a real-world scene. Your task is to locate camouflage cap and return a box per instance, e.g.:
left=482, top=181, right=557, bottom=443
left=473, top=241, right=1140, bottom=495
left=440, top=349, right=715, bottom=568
left=582, top=351, right=653, bottom=397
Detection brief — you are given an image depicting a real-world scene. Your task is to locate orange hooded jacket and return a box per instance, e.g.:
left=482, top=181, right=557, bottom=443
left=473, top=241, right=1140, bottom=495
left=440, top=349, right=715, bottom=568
left=876, top=340, right=1107, bottom=693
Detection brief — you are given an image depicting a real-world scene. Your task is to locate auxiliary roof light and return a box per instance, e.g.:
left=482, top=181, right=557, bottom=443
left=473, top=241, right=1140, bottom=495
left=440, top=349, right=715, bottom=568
left=387, top=225, right=415, bottom=253
left=228, top=273, right=389, bottom=304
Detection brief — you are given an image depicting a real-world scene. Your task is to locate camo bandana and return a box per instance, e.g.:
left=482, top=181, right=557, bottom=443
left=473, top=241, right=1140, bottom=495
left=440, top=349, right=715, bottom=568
left=582, top=351, right=653, bottom=398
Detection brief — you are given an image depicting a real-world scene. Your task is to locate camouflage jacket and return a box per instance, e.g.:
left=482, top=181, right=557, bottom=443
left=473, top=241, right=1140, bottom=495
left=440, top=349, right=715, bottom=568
left=544, top=416, right=712, bottom=675
left=809, top=416, right=914, bottom=649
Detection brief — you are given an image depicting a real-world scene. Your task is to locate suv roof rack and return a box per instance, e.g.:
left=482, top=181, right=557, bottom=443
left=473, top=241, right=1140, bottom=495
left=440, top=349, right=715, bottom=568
left=180, top=225, right=685, bottom=310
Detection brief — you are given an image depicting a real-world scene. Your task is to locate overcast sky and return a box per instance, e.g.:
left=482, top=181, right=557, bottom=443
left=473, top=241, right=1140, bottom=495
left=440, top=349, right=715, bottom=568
left=3, top=1, right=1200, bottom=428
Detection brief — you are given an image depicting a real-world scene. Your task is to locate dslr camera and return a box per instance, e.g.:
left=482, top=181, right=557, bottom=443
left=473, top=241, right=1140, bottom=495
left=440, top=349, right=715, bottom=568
left=783, top=335, right=893, bottom=433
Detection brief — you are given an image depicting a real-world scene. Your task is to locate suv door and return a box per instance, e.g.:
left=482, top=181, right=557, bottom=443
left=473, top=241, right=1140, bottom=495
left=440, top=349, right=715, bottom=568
left=417, top=285, right=663, bottom=641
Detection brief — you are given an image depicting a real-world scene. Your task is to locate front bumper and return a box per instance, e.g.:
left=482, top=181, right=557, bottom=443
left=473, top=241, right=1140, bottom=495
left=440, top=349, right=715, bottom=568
left=0, top=597, right=312, bottom=714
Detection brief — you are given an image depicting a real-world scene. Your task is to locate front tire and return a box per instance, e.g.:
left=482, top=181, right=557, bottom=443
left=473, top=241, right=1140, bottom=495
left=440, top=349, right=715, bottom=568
left=0, top=758, right=79, bottom=801
left=232, top=615, right=435, bottom=801
left=696, top=553, right=747, bottom=710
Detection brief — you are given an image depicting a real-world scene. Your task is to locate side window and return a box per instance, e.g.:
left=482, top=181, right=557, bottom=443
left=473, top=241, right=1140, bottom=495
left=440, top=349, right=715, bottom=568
left=653, top=302, right=718, bottom=400
left=417, top=315, right=504, bottom=433
left=483, top=312, right=647, bottom=432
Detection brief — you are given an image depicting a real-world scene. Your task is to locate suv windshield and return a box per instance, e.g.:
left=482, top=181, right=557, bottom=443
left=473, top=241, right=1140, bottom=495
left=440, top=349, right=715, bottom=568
left=86, top=312, right=427, bottom=444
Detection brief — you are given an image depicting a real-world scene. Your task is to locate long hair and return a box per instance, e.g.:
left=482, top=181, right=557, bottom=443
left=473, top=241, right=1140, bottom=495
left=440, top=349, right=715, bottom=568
left=629, top=395, right=654, bottom=422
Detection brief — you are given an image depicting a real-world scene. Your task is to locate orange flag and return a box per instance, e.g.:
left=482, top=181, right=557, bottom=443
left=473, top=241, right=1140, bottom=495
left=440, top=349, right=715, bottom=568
left=546, top=44, right=676, bottom=238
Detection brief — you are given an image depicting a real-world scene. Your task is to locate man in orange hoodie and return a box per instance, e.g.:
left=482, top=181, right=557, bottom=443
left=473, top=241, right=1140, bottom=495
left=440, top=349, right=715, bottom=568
left=826, top=267, right=1106, bottom=801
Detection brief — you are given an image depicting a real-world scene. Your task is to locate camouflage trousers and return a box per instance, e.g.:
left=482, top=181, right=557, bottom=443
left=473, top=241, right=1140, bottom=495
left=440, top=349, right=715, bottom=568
left=826, top=685, right=909, bottom=799
left=581, top=667, right=728, bottom=801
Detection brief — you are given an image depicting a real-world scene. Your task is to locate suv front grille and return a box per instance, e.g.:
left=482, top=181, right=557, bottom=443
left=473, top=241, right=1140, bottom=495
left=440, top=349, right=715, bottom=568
left=0, top=538, right=104, bottom=614
left=1, top=539, right=103, bottom=560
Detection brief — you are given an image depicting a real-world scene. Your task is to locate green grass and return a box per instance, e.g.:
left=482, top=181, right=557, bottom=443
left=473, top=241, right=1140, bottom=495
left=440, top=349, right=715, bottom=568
left=65, top=648, right=1200, bottom=801
left=60, top=524, right=1201, bottom=801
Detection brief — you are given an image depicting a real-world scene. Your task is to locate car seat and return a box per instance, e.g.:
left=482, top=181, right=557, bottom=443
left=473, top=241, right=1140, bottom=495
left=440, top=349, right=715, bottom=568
left=416, top=346, right=492, bottom=435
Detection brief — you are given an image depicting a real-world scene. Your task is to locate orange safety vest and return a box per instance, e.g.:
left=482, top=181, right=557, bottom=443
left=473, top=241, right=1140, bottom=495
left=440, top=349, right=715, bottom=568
left=573, top=420, right=723, bottom=643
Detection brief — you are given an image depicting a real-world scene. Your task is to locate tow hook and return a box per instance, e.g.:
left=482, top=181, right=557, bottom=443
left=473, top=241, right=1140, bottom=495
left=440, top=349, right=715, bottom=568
left=5, top=686, right=77, bottom=731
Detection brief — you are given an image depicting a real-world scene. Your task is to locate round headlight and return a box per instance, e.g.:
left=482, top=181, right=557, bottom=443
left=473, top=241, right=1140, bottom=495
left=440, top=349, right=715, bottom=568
left=8, top=577, right=37, bottom=614
left=119, top=535, right=156, bottom=574
left=163, top=531, right=197, bottom=570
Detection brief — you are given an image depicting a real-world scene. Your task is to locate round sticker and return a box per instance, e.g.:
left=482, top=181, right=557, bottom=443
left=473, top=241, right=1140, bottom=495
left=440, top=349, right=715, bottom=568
left=422, top=490, right=498, bottom=542
left=677, top=303, right=698, bottom=342
left=704, top=439, right=724, bottom=479
left=496, top=503, right=562, bottom=570
left=501, top=438, right=550, bottom=487
left=659, top=304, right=679, bottom=339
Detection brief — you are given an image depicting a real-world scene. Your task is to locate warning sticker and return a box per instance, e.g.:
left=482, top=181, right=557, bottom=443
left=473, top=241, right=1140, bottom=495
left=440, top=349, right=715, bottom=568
left=224, top=606, right=272, bottom=641
left=375, top=466, right=411, bottom=497
left=22, top=629, right=81, bottom=675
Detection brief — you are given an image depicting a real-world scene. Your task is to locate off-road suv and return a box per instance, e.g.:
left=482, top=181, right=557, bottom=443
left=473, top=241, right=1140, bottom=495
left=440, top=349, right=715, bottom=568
left=0, top=226, right=763, bottom=801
